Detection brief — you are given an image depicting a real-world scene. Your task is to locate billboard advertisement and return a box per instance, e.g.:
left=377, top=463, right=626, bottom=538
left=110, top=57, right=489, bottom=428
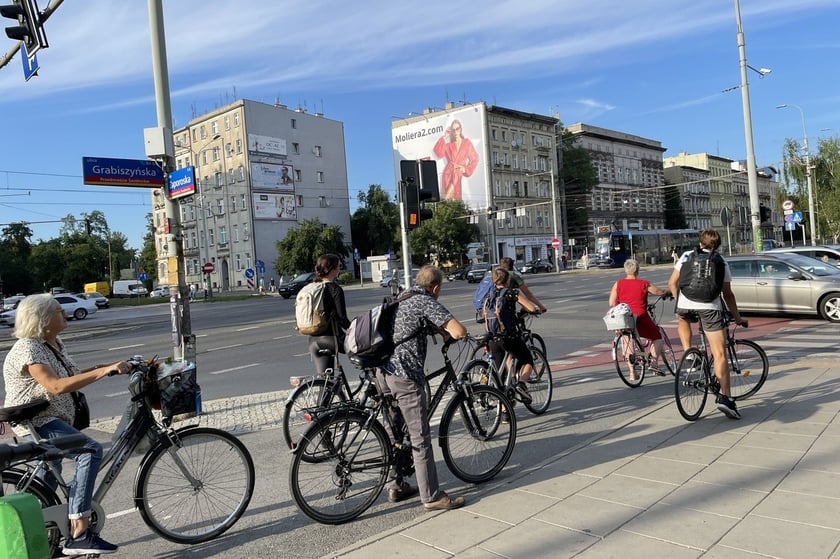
left=248, top=134, right=287, bottom=157
left=250, top=162, right=295, bottom=191
left=392, top=102, right=488, bottom=209
left=253, top=192, right=298, bottom=220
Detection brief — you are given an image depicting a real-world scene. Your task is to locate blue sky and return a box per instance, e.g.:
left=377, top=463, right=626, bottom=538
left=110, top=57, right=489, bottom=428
left=1, top=0, right=838, bottom=250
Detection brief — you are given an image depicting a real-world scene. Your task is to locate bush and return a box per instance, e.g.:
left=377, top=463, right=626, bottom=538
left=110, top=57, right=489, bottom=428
left=337, top=272, right=353, bottom=285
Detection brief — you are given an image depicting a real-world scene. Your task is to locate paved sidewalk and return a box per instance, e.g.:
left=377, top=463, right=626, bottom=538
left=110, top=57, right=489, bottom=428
left=324, top=354, right=840, bottom=559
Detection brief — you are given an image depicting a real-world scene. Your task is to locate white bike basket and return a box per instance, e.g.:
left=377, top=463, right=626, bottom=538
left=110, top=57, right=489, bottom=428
left=603, top=303, right=635, bottom=330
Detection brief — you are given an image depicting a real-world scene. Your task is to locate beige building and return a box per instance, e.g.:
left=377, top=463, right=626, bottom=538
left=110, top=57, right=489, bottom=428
left=663, top=164, right=711, bottom=231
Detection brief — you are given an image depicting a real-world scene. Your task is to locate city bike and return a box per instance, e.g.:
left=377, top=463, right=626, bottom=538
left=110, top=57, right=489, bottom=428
left=608, top=295, right=677, bottom=388
left=0, top=356, right=255, bottom=555
left=288, top=334, right=516, bottom=524
left=471, top=309, right=546, bottom=361
left=674, top=313, right=769, bottom=421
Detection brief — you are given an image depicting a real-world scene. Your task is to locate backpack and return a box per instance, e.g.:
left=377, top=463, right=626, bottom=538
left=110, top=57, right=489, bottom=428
left=678, top=248, right=725, bottom=303
left=295, top=282, right=329, bottom=335
left=345, top=291, right=418, bottom=368
left=472, top=274, right=494, bottom=323
left=483, top=287, right=515, bottom=335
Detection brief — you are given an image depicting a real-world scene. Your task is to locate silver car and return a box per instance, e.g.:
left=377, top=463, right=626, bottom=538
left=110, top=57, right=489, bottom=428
left=726, top=253, right=840, bottom=322
left=765, top=245, right=840, bottom=268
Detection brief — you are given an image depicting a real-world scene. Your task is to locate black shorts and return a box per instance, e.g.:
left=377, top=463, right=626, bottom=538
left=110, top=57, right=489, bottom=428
left=677, top=308, right=725, bottom=332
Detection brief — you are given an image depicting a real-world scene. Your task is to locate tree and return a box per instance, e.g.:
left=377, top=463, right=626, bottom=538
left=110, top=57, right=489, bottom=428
left=350, top=184, right=400, bottom=257
left=0, top=223, right=34, bottom=295
left=663, top=185, right=688, bottom=229
left=138, top=213, right=158, bottom=286
left=275, top=219, right=349, bottom=275
left=409, top=200, right=480, bottom=267
left=814, top=136, right=840, bottom=242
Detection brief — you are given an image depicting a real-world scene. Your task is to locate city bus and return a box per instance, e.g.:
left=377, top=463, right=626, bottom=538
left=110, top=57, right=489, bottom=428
left=594, top=229, right=699, bottom=268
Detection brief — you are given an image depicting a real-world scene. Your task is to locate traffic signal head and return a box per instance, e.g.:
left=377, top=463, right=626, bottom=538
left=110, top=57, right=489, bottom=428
left=400, top=159, right=438, bottom=228
left=401, top=179, right=421, bottom=230
left=1, top=0, right=47, bottom=55
left=759, top=205, right=771, bottom=223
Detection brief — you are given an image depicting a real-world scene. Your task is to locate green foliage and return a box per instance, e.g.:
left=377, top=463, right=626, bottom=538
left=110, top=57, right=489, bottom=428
left=409, top=200, right=479, bottom=266
left=275, top=219, right=349, bottom=275
left=0, top=223, right=34, bottom=295
left=350, top=184, right=400, bottom=258
left=663, top=185, right=688, bottom=229
left=138, top=213, right=158, bottom=285
left=337, top=271, right=353, bottom=285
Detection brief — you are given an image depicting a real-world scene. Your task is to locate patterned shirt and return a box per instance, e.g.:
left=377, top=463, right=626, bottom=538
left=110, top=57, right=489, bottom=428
left=3, top=337, right=78, bottom=435
left=383, top=287, right=454, bottom=384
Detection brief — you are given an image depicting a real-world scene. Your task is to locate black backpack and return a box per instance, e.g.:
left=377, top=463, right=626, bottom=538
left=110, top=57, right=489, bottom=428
left=344, top=291, right=418, bottom=368
left=678, top=248, right=725, bottom=303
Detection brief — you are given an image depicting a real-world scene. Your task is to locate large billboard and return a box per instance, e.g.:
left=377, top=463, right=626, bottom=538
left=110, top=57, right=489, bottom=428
left=392, top=103, right=488, bottom=209
left=250, top=162, right=295, bottom=191
left=253, top=192, right=299, bottom=220
left=248, top=134, right=287, bottom=157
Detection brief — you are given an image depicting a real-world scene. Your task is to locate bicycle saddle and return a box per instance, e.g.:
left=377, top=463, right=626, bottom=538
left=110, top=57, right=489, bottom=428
left=473, top=332, right=494, bottom=345
left=0, top=399, right=49, bottom=423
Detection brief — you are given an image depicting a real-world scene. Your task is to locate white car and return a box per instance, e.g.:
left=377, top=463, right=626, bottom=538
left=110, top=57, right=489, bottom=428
left=150, top=286, right=169, bottom=297
left=2, top=295, right=99, bottom=327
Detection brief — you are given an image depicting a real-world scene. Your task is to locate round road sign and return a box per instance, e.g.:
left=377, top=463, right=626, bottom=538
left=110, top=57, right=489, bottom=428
left=551, top=238, right=561, bottom=249
left=202, top=262, right=215, bottom=274
left=782, top=199, right=795, bottom=211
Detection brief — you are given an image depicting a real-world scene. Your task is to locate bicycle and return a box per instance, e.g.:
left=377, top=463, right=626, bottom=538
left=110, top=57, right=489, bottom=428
left=608, top=295, right=677, bottom=388
left=0, top=356, right=255, bottom=555
left=471, top=309, right=546, bottom=361
left=288, top=334, right=517, bottom=524
left=674, top=312, right=769, bottom=421
left=463, top=332, right=553, bottom=415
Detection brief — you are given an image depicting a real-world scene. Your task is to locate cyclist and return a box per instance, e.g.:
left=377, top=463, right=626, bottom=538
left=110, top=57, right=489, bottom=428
left=499, top=257, right=547, bottom=314
left=2, top=294, right=131, bottom=555
left=307, top=254, right=351, bottom=376
left=608, top=258, right=670, bottom=380
left=376, top=265, right=467, bottom=511
left=668, top=228, right=748, bottom=419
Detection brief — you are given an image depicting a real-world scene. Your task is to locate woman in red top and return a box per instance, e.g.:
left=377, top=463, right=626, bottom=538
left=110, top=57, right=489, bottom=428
left=608, top=258, right=670, bottom=379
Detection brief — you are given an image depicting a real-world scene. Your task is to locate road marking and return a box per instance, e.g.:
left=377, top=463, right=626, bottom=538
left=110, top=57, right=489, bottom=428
left=209, top=363, right=261, bottom=375
left=196, top=334, right=208, bottom=338
left=576, top=377, right=599, bottom=383
left=108, top=343, right=144, bottom=351
left=207, top=344, right=243, bottom=352
left=107, top=507, right=137, bottom=519
left=293, top=352, right=309, bottom=357
left=106, top=390, right=130, bottom=398
left=274, top=335, right=294, bottom=340
left=236, top=326, right=260, bottom=331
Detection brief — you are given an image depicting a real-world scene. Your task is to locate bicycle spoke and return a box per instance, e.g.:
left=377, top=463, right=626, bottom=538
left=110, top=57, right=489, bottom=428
left=674, top=349, right=708, bottom=421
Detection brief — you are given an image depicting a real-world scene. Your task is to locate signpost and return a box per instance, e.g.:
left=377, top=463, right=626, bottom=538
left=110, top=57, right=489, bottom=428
left=202, top=262, right=215, bottom=274
left=82, top=156, right=165, bottom=188
left=720, top=207, right=733, bottom=255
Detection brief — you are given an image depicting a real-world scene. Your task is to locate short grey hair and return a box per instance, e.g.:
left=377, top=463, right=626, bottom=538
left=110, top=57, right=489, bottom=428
left=623, top=259, right=640, bottom=275
left=13, top=294, right=58, bottom=340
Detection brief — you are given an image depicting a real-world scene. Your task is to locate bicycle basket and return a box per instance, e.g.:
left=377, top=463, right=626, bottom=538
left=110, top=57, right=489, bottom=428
left=156, top=361, right=200, bottom=418
left=603, top=303, right=635, bottom=330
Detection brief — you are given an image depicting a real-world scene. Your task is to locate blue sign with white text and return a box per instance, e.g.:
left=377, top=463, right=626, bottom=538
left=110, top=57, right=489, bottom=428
left=168, top=166, right=196, bottom=200
left=82, top=157, right=165, bottom=188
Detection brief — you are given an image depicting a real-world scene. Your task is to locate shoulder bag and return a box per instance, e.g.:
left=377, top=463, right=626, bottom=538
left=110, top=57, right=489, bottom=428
left=44, top=342, right=90, bottom=431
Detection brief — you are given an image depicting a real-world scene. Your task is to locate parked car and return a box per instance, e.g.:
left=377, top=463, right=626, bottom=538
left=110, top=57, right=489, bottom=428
left=149, top=285, right=170, bottom=297
left=726, top=253, right=840, bottom=322
left=380, top=268, right=419, bottom=289
left=465, top=264, right=492, bottom=283
left=75, top=291, right=110, bottom=309
left=1, top=295, right=26, bottom=311
left=765, top=245, right=840, bottom=268
left=1, top=295, right=98, bottom=327
left=520, top=259, right=554, bottom=274
left=278, top=272, right=315, bottom=299
left=447, top=268, right=467, bottom=281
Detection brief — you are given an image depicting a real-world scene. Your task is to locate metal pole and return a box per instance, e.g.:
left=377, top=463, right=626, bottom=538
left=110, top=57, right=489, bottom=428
left=734, top=0, right=762, bottom=253
left=550, top=166, right=560, bottom=275
left=147, top=0, right=193, bottom=362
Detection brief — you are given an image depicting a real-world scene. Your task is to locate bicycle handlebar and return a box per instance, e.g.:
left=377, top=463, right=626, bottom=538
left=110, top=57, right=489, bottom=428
left=0, top=433, right=89, bottom=468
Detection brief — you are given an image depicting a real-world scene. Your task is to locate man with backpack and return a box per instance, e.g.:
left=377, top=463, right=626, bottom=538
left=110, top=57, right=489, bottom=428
left=668, top=229, right=748, bottom=419
left=376, top=266, right=467, bottom=511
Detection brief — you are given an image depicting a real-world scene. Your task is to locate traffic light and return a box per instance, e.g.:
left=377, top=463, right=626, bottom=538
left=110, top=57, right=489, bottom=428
left=400, top=160, right=436, bottom=229
left=84, top=218, right=91, bottom=236
left=401, top=178, right=420, bottom=230
left=1, top=0, right=47, bottom=55
left=759, top=204, right=771, bottom=223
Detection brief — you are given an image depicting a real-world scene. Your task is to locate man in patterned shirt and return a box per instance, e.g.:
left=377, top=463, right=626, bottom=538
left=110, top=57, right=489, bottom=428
left=377, top=265, right=467, bottom=511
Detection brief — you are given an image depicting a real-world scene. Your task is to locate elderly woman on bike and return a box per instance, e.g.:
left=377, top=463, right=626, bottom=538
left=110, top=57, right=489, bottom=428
left=608, top=259, right=670, bottom=380
left=2, top=294, right=131, bottom=555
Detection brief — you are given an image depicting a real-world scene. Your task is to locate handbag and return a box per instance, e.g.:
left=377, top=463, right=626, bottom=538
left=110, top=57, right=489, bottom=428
left=44, top=342, right=91, bottom=431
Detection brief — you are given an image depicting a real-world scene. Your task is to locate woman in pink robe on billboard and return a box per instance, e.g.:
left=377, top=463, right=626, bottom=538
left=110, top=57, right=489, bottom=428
left=433, top=119, right=479, bottom=200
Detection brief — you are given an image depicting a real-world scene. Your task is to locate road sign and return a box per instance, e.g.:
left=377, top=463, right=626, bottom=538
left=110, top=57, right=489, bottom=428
left=21, top=43, right=38, bottom=81
left=202, top=262, right=215, bottom=274
left=244, top=268, right=255, bottom=279
left=82, top=156, right=165, bottom=187
left=551, top=238, right=561, bottom=249
left=138, top=272, right=147, bottom=282
left=783, top=209, right=793, bottom=216
left=167, top=166, right=196, bottom=200
left=782, top=199, right=795, bottom=211
left=255, top=259, right=265, bottom=274
left=791, top=211, right=804, bottom=223
left=785, top=222, right=796, bottom=232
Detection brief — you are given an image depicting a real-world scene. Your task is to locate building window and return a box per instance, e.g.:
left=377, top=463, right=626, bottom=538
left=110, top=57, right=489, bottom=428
left=295, top=169, right=302, bottom=182
left=211, top=120, right=218, bottom=135
left=233, top=225, right=239, bottom=242
left=209, top=228, right=215, bottom=246
left=233, top=113, right=240, bottom=127
left=201, top=151, right=208, bottom=165
left=230, top=195, right=237, bottom=212
left=213, top=147, right=220, bottom=161
left=192, top=128, right=198, bottom=142
left=492, top=129, right=497, bottom=140
left=215, top=172, right=223, bottom=188
left=316, top=171, right=324, bottom=183
left=291, top=118, right=297, bottom=129
left=225, top=143, right=232, bottom=157
left=292, top=142, right=300, bottom=154
left=240, top=194, right=247, bottom=210
left=219, top=226, right=227, bottom=245
left=235, top=139, right=242, bottom=154
left=313, top=145, right=322, bottom=157
left=200, top=125, right=207, bottom=139
left=238, top=165, right=246, bottom=181
left=224, top=116, right=230, bottom=130
left=235, top=253, right=242, bottom=271
left=190, top=231, right=196, bottom=249
left=216, top=198, right=224, bottom=215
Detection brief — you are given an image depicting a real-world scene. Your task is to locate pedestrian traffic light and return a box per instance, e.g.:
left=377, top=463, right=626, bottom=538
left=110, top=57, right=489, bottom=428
left=759, top=204, right=771, bottom=223
left=1, top=0, right=48, bottom=56
left=400, top=159, right=437, bottom=228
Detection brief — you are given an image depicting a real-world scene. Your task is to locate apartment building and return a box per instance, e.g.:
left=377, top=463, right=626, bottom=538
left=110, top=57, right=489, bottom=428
left=153, top=99, right=351, bottom=291
left=663, top=164, right=712, bottom=231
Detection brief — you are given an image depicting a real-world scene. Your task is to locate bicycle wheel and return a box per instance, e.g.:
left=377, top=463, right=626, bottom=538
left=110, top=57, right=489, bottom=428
left=462, top=358, right=501, bottom=389
left=659, top=328, right=677, bottom=375
left=525, top=332, right=547, bottom=361
left=289, top=410, right=390, bottom=524
left=726, top=339, right=769, bottom=401
left=523, top=346, right=552, bottom=415
left=613, top=332, right=644, bottom=388
left=2, top=469, right=63, bottom=555
left=136, top=426, right=255, bottom=544
left=439, top=384, right=516, bottom=483
left=282, top=378, right=347, bottom=453
left=674, top=348, right=708, bottom=421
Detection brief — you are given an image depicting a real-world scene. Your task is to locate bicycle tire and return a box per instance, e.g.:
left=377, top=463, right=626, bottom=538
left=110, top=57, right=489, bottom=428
left=613, top=332, right=644, bottom=388
left=725, top=339, right=769, bottom=401
left=2, top=469, right=63, bottom=555
left=523, top=346, right=552, bottom=415
left=525, top=332, right=547, bottom=361
left=659, top=328, right=677, bottom=375
left=289, top=409, right=390, bottom=524
left=675, top=348, right=708, bottom=421
left=282, top=378, right=348, bottom=453
left=438, top=384, right=516, bottom=483
left=135, top=426, right=255, bottom=544
left=462, top=358, right=500, bottom=389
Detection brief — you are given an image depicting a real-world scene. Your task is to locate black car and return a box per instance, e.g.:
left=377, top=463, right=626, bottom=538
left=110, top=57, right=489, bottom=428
left=520, top=259, right=553, bottom=274
left=447, top=268, right=467, bottom=281
left=465, top=264, right=492, bottom=283
left=277, top=272, right=315, bottom=299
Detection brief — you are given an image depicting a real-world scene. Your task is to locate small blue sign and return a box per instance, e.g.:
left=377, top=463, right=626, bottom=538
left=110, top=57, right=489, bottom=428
left=244, top=268, right=255, bottom=279
left=791, top=211, right=804, bottom=224
left=139, top=272, right=147, bottom=281
left=82, top=157, right=165, bottom=188
left=784, top=222, right=796, bottom=232
left=168, top=166, right=196, bottom=200
left=21, top=44, right=38, bottom=81
left=255, top=260, right=265, bottom=274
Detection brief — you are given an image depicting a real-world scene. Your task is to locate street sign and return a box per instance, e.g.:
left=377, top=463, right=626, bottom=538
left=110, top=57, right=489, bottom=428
left=82, top=156, right=165, bottom=187
left=551, top=238, right=561, bottom=249
left=791, top=211, right=804, bottom=223
left=138, top=272, right=147, bottom=282
left=202, top=262, right=215, bottom=274
left=21, top=43, right=38, bottom=81
left=244, top=268, right=255, bottom=279
left=785, top=222, right=796, bottom=232
left=255, top=259, right=265, bottom=274
left=782, top=199, right=795, bottom=211
left=783, top=209, right=793, bottom=216
left=167, top=166, right=196, bottom=200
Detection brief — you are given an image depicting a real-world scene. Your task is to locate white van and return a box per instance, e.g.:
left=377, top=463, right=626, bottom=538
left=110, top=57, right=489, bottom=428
left=112, top=280, right=149, bottom=298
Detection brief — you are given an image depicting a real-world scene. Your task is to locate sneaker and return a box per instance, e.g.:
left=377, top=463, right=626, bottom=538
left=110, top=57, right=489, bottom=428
left=387, top=482, right=419, bottom=503
left=423, top=492, right=465, bottom=511
left=716, top=395, right=741, bottom=420
left=62, top=530, right=118, bottom=555
left=514, top=382, right=532, bottom=405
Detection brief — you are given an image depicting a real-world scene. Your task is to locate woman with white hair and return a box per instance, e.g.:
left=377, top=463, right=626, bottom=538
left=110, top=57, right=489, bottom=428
left=608, top=259, right=670, bottom=380
left=2, top=293, right=131, bottom=555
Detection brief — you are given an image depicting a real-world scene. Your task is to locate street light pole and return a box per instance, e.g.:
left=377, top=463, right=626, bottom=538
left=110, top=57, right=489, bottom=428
left=776, top=103, right=816, bottom=246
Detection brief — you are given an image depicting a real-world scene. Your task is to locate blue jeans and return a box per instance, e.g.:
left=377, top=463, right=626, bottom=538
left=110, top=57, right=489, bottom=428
left=34, top=419, right=103, bottom=519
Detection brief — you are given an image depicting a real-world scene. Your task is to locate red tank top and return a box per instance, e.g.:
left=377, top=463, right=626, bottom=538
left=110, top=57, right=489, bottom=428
left=615, top=278, right=650, bottom=316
